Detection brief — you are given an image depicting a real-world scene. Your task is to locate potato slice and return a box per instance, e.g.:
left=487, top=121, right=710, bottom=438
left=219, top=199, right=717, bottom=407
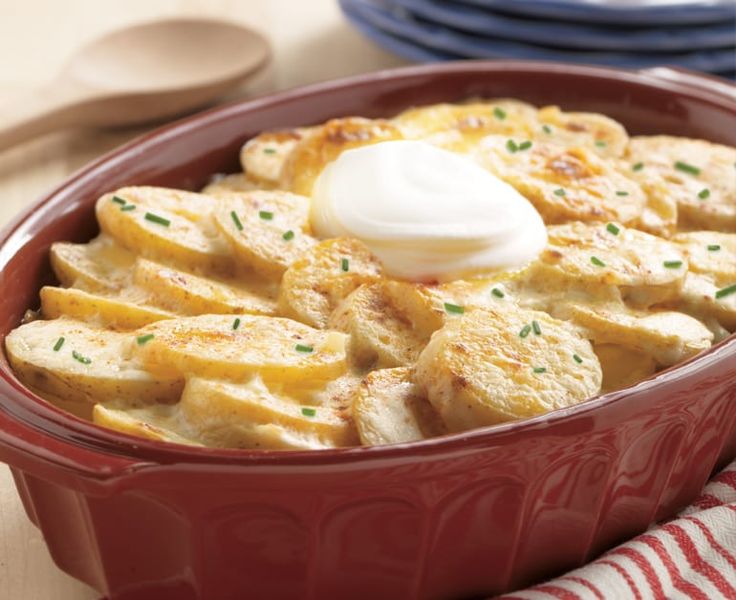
left=5, top=318, right=183, bottom=405
left=240, top=127, right=312, bottom=185
left=278, top=238, right=383, bottom=328
left=133, top=259, right=276, bottom=316
left=594, top=344, right=657, bottom=394
left=96, top=186, right=234, bottom=273
left=279, top=117, right=403, bottom=195
left=673, top=231, right=736, bottom=281
left=178, top=377, right=358, bottom=449
left=625, top=136, right=736, bottom=232
left=663, top=272, right=736, bottom=334
left=41, top=286, right=174, bottom=330
left=394, top=100, right=538, bottom=153
left=328, top=283, right=431, bottom=369
left=93, top=404, right=199, bottom=445
left=213, top=190, right=316, bottom=279
left=353, top=367, right=446, bottom=446
left=565, top=303, right=713, bottom=366
left=134, top=314, right=348, bottom=384
left=538, top=222, right=687, bottom=307
left=50, top=235, right=135, bottom=292
left=200, top=173, right=266, bottom=195
left=415, top=307, right=601, bottom=431
left=475, top=137, right=646, bottom=225
left=535, top=106, right=628, bottom=158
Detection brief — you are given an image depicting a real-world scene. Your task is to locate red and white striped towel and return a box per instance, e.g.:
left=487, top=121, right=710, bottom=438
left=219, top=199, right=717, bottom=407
left=500, top=461, right=736, bottom=600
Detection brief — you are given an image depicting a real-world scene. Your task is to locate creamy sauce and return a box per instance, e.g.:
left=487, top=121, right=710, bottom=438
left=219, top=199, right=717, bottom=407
left=310, top=140, right=547, bottom=281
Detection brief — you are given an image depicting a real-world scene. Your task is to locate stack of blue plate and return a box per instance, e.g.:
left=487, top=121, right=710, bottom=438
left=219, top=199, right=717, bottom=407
left=339, top=0, right=736, bottom=78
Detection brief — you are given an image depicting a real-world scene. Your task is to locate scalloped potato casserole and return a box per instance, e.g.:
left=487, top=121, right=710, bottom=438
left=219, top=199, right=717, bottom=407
left=6, top=99, right=736, bottom=449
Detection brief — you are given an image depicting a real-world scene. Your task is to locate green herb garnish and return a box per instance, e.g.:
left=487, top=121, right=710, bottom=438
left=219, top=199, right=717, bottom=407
left=136, top=334, right=155, bottom=346
left=632, top=162, right=644, bottom=172
left=493, top=107, right=506, bottom=120
left=295, top=344, right=314, bottom=353
left=259, top=210, right=274, bottom=220
left=664, top=260, right=683, bottom=269
left=282, top=230, right=295, bottom=241
left=573, top=354, right=583, bottom=364
left=595, top=141, right=607, bottom=148
left=715, top=284, right=736, bottom=299
left=519, top=324, right=532, bottom=338
left=518, top=140, right=533, bottom=151
left=145, top=212, right=170, bottom=227
left=491, top=287, right=505, bottom=298
left=72, top=350, right=92, bottom=365
left=616, top=191, right=629, bottom=196
left=698, top=188, right=710, bottom=200
left=230, top=211, right=243, bottom=231
left=120, top=204, right=136, bottom=212
left=533, top=366, right=547, bottom=374
left=606, top=223, right=620, bottom=235
left=554, top=188, right=566, bottom=197
left=444, top=302, right=464, bottom=315
left=542, top=124, right=552, bottom=134
left=707, top=244, right=721, bottom=252
left=506, top=139, right=518, bottom=153
left=232, top=318, right=241, bottom=330
left=674, top=161, right=701, bottom=176
left=590, top=256, right=606, bottom=267
left=263, top=148, right=277, bottom=154
left=111, top=196, right=126, bottom=205
left=532, top=320, right=542, bottom=336
left=53, top=337, right=65, bottom=352
left=301, top=407, right=317, bottom=417
left=341, top=258, right=349, bottom=272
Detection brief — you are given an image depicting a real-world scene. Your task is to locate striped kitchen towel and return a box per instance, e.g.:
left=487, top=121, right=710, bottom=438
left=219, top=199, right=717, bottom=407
left=500, top=461, right=736, bottom=600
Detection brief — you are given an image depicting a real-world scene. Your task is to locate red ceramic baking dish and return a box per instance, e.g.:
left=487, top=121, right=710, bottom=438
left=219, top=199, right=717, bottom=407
left=0, top=61, right=734, bottom=600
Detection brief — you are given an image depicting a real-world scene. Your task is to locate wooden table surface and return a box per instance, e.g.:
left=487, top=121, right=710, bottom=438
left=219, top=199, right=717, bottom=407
left=0, top=1, right=405, bottom=596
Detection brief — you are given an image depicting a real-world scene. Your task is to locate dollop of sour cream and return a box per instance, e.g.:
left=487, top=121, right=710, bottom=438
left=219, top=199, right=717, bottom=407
left=310, top=140, right=547, bottom=281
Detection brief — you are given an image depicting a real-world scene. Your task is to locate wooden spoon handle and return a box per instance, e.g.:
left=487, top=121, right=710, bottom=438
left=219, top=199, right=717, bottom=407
left=0, top=81, right=93, bottom=152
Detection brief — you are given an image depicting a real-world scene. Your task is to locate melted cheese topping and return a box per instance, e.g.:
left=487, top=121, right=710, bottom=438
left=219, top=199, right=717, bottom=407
left=310, top=140, right=547, bottom=281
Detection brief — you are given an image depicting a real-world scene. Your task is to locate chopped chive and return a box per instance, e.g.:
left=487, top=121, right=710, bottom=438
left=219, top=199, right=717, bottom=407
left=715, top=284, right=736, bottom=299
left=663, top=260, right=683, bottom=269
left=532, top=320, right=542, bottom=335
left=698, top=188, right=710, bottom=200
left=263, top=147, right=277, bottom=154
left=53, top=337, right=65, bottom=352
left=573, top=353, right=583, bottom=364
left=72, top=350, right=91, bottom=365
left=111, top=196, right=126, bottom=205
left=632, top=162, right=644, bottom=172
left=341, top=258, right=350, bottom=272
left=282, top=229, right=295, bottom=241
left=232, top=318, right=241, bottom=330
left=301, top=407, right=317, bottom=417
left=259, top=210, right=274, bottom=220
left=606, top=223, right=620, bottom=235
left=707, top=244, right=721, bottom=252
left=444, top=302, right=465, bottom=315
left=491, top=287, right=505, bottom=298
left=136, top=334, right=155, bottom=346
left=542, top=124, right=552, bottom=134
left=506, top=139, right=518, bottom=153
left=533, top=366, right=547, bottom=373
left=674, top=161, right=700, bottom=176
left=553, top=188, right=566, bottom=197
left=590, top=256, right=606, bottom=267
left=120, top=204, right=136, bottom=212
left=144, top=212, right=170, bottom=227
left=295, top=343, right=314, bottom=353
left=616, top=191, right=629, bottom=196
left=230, top=211, right=244, bottom=231
left=595, top=141, right=607, bottom=148
left=519, top=324, right=532, bottom=338
left=493, top=107, right=507, bottom=120
left=518, top=140, right=533, bottom=151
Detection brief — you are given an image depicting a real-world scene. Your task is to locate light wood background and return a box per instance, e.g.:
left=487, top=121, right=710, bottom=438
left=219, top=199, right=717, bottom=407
left=0, top=1, right=405, bottom=596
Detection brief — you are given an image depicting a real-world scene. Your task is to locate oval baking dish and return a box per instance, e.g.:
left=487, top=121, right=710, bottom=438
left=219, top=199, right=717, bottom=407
left=0, top=61, right=734, bottom=600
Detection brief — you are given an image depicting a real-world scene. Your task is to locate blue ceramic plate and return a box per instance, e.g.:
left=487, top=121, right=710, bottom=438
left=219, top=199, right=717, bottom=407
left=392, top=0, right=736, bottom=51
left=340, top=0, right=736, bottom=72
left=454, top=0, right=736, bottom=26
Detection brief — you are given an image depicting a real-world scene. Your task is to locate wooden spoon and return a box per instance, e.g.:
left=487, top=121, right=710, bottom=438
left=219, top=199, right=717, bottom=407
left=0, top=18, right=270, bottom=151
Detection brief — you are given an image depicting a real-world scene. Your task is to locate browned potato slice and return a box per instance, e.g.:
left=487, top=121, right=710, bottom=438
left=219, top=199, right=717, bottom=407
left=536, top=106, right=628, bottom=157
left=565, top=303, right=713, bottom=366
left=93, top=404, right=200, bottom=445
left=538, top=222, right=687, bottom=307
left=475, top=137, right=646, bottom=225
left=134, top=314, right=348, bottom=385
left=673, top=231, right=736, bottom=281
left=416, top=307, right=601, bottom=431
left=178, top=377, right=358, bottom=449
left=279, top=118, right=403, bottom=195
left=213, top=190, right=316, bottom=279
left=328, top=283, right=431, bottom=369
left=40, top=286, right=174, bottom=329
left=96, top=186, right=234, bottom=273
left=278, top=238, right=383, bottom=328
left=5, top=318, right=183, bottom=406
left=594, top=344, right=657, bottom=394
left=240, top=128, right=312, bottom=185
left=625, top=136, right=736, bottom=232
left=353, top=367, right=446, bottom=446
left=50, top=235, right=135, bottom=292
left=133, top=259, right=276, bottom=316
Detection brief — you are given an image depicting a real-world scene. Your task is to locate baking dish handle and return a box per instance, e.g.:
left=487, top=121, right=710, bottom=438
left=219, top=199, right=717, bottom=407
left=637, top=66, right=736, bottom=103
